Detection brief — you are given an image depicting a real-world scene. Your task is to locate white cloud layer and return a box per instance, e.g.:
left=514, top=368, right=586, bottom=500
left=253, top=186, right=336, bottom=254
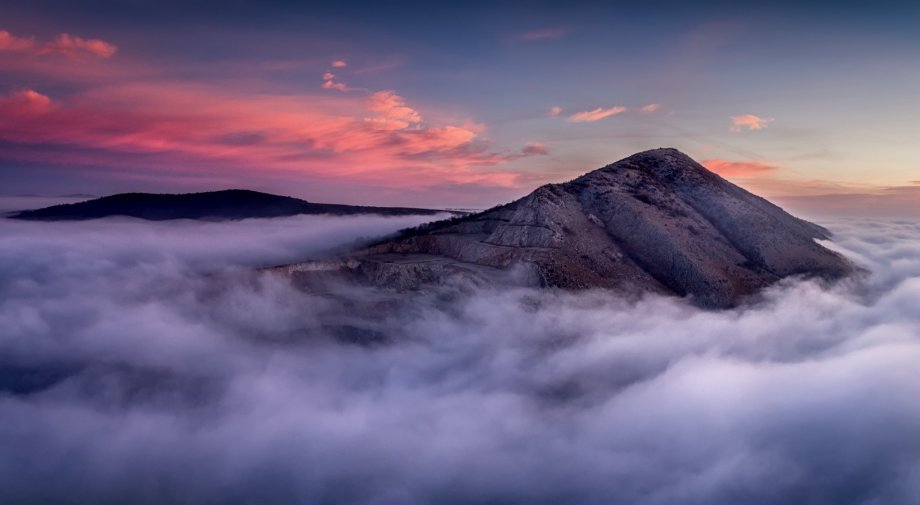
left=1, top=206, right=919, bottom=504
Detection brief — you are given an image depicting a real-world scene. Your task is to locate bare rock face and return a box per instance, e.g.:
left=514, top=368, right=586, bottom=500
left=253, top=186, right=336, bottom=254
left=285, top=148, right=854, bottom=307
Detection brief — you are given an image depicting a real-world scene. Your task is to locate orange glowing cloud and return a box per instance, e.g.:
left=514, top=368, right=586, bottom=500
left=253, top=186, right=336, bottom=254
left=331, top=59, right=347, bottom=68
left=701, top=159, right=778, bottom=177
left=567, top=106, right=627, bottom=122
left=0, top=29, right=116, bottom=58
left=640, top=103, right=662, bottom=113
left=730, top=114, right=773, bottom=132
left=547, top=105, right=562, bottom=117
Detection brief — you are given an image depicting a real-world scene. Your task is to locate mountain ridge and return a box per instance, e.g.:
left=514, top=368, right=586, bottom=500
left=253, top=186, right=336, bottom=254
left=9, top=189, right=455, bottom=221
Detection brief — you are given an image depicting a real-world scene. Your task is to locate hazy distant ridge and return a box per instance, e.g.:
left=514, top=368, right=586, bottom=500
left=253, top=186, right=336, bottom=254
left=10, top=189, right=453, bottom=221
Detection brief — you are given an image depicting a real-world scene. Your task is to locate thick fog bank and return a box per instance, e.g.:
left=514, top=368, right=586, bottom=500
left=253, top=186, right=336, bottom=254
left=1, top=210, right=919, bottom=504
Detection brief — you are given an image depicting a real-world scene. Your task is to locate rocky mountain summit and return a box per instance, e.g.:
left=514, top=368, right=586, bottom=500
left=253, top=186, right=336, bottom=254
left=282, top=148, right=854, bottom=307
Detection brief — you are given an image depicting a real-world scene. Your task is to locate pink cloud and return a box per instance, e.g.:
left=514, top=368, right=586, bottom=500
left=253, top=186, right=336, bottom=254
left=0, top=29, right=116, bottom=58
left=321, top=71, right=349, bottom=91
left=567, top=106, right=627, bottom=122
left=0, top=89, right=53, bottom=116
left=640, top=103, right=661, bottom=114
left=547, top=105, right=562, bottom=117
left=0, top=31, right=532, bottom=195
left=518, top=28, right=568, bottom=41
left=49, top=33, right=118, bottom=58
left=0, top=30, right=35, bottom=51
left=365, top=90, right=423, bottom=130
left=730, top=114, right=773, bottom=132
left=701, top=159, right=778, bottom=177
left=331, top=59, right=347, bottom=68
left=522, top=142, right=549, bottom=156
left=0, top=83, right=524, bottom=191
left=392, top=125, right=478, bottom=154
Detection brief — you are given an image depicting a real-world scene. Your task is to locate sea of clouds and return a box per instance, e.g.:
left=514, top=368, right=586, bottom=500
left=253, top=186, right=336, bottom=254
left=1, top=203, right=919, bottom=504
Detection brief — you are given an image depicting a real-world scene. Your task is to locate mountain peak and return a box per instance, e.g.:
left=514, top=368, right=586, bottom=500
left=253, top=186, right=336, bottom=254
left=626, top=146, right=691, bottom=159
left=282, top=149, right=854, bottom=308
left=606, top=147, right=696, bottom=167
left=588, top=147, right=716, bottom=184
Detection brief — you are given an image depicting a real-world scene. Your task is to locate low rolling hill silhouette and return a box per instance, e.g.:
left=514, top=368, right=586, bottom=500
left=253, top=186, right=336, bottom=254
left=11, top=189, right=454, bottom=221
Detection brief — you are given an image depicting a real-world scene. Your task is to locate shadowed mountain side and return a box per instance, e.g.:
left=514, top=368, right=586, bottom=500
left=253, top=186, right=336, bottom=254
left=280, top=148, right=855, bottom=308
left=9, top=189, right=456, bottom=221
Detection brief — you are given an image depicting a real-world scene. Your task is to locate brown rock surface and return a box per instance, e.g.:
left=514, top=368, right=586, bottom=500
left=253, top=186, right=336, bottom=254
left=284, top=148, right=854, bottom=307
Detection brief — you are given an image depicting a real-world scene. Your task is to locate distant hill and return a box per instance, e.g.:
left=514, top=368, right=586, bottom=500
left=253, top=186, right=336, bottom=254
left=10, top=189, right=454, bottom=221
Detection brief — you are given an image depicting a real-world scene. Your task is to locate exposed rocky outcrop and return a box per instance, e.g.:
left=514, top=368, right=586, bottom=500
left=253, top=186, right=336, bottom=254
left=282, top=148, right=855, bottom=307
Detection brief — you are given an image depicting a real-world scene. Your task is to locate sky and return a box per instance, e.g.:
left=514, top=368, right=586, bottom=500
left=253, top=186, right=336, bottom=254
left=1, top=0, right=919, bottom=211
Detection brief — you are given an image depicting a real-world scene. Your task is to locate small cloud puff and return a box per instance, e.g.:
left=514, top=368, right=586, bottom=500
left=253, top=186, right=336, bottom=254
left=567, top=105, right=627, bottom=122
left=321, top=71, right=349, bottom=92
left=522, top=142, right=549, bottom=156
left=730, top=114, right=773, bottom=132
